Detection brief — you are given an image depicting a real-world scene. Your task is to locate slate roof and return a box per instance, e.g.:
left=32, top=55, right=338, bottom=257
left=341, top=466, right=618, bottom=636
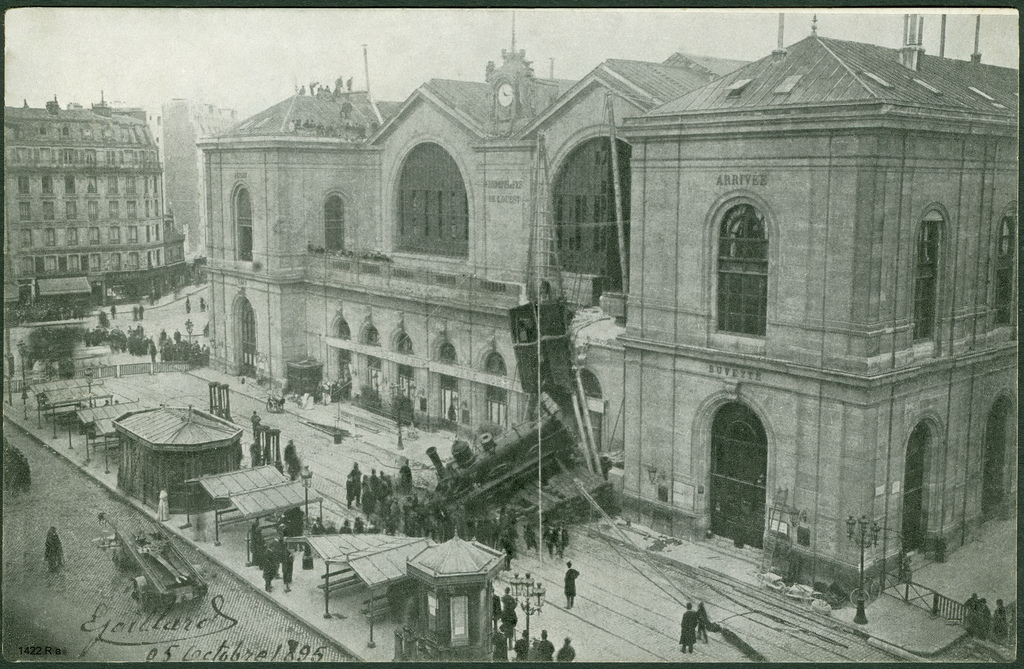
left=407, top=535, right=504, bottom=576
left=650, top=36, right=1018, bottom=119
left=603, top=59, right=717, bottom=104
left=114, top=406, right=242, bottom=446
left=421, top=77, right=574, bottom=133
left=192, top=465, right=289, bottom=498
left=222, top=90, right=385, bottom=139
left=663, top=52, right=750, bottom=77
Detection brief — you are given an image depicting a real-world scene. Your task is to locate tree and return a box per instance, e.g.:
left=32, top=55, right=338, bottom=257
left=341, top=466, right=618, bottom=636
left=26, top=326, right=84, bottom=378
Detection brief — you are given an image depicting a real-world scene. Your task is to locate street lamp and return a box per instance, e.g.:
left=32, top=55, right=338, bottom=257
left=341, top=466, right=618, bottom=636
left=17, top=341, right=28, bottom=418
left=509, top=572, right=547, bottom=641
left=846, top=514, right=881, bottom=625
left=185, top=319, right=194, bottom=345
left=301, top=465, right=313, bottom=526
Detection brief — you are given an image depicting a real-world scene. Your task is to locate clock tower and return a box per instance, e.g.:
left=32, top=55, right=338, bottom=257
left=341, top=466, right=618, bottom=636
left=485, top=39, right=538, bottom=132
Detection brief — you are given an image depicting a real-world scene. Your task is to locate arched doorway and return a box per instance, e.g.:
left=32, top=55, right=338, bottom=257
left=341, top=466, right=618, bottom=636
left=579, top=369, right=604, bottom=450
left=552, top=137, right=631, bottom=296
left=709, top=402, right=768, bottom=548
left=982, top=398, right=1011, bottom=520
left=902, top=423, right=930, bottom=551
left=237, top=298, right=256, bottom=376
left=334, top=318, right=351, bottom=399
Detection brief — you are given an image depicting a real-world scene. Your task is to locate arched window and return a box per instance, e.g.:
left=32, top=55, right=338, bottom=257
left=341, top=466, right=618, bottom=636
left=995, top=207, right=1016, bottom=325
left=717, top=204, right=768, bottom=336
left=397, top=143, right=468, bottom=257
left=438, top=341, right=457, bottom=364
left=552, top=137, right=631, bottom=293
left=913, top=212, right=942, bottom=341
left=579, top=369, right=602, bottom=398
left=363, top=325, right=380, bottom=346
left=484, top=351, right=507, bottom=376
left=336, top=318, right=351, bottom=339
left=396, top=331, right=414, bottom=354
left=236, top=187, right=253, bottom=261
left=325, top=195, right=345, bottom=251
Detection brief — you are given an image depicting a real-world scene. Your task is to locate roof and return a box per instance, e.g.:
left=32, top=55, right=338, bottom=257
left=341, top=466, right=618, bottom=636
left=663, top=52, right=750, bottom=77
left=76, top=402, right=135, bottom=426
left=228, top=481, right=322, bottom=520
left=37, top=276, right=92, bottom=296
left=38, top=387, right=113, bottom=409
left=421, top=79, right=494, bottom=130
left=191, top=465, right=289, bottom=499
left=376, top=100, right=403, bottom=119
left=407, top=535, right=504, bottom=577
left=350, top=538, right=434, bottom=587
left=33, top=378, right=103, bottom=394
left=5, top=106, right=148, bottom=126
left=603, top=59, right=718, bottom=105
left=114, top=406, right=242, bottom=446
left=649, top=36, right=1018, bottom=119
left=222, top=90, right=383, bottom=140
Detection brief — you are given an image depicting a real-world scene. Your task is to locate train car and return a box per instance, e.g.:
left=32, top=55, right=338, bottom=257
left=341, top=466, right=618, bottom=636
left=96, top=512, right=209, bottom=611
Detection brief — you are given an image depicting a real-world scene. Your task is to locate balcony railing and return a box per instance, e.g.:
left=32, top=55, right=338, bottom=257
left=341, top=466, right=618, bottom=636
left=306, top=252, right=521, bottom=307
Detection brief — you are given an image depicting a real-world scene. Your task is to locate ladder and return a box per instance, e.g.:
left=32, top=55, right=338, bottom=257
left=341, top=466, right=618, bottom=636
left=527, top=133, right=563, bottom=302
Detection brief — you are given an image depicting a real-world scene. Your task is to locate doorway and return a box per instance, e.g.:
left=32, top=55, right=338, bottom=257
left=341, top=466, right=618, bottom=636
left=709, top=402, right=768, bottom=548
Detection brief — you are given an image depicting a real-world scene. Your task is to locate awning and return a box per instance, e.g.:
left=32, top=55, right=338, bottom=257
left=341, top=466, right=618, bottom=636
left=306, top=534, right=434, bottom=588
left=33, top=378, right=104, bottom=394
left=77, top=403, right=135, bottom=434
left=38, top=387, right=113, bottom=409
left=191, top=465, right=289, bottom=500
left=4, top=282, right=19, bottom=302
left=37, top=276, right=93, bottom=296
left=227, top=481, right=322, bottom=521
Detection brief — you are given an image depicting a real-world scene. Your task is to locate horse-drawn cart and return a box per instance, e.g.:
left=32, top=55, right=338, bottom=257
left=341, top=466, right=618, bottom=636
left=96, top=512, right=209, bottom=611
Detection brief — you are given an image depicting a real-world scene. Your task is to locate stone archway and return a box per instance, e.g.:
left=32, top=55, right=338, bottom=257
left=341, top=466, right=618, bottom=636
left=982, top=397, right=1013, bottom=521
left=709, top=401, right=768, bottom=548
left=902, top=422, right=931, bottom=552
left=236, top=297, right=256, bottom=376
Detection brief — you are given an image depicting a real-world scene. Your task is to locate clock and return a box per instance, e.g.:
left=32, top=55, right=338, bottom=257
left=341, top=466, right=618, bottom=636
left=497, top=83, right=514, bottom=108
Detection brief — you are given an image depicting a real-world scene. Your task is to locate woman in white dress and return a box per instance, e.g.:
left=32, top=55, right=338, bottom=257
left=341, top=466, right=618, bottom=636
left=157, top=489, right=170, bottom=521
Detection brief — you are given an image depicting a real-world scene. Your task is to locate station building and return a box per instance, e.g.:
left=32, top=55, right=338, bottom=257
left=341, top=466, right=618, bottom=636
left=201, top=26, right=1016, bottom=579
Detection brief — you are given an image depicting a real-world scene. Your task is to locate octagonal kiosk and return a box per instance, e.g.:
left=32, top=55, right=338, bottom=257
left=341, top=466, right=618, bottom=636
left=399, top=535, right=504, bottom=661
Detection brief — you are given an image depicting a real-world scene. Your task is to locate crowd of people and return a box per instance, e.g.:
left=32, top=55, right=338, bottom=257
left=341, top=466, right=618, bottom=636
left=5, top=302, right=90, bottom=327
left=963, top=593, right=1011, bottom=645
left=492, top=574, right=579, bottom=662
left=3, top=439, right=31, bottom=493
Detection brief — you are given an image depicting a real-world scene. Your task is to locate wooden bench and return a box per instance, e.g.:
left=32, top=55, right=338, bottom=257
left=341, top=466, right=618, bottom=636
left=361, top=593, right=390, bottom=621
left=317, top=567, right=361, bottom=593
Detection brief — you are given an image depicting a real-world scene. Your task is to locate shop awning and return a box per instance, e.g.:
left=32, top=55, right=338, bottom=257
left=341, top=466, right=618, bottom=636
left=227, top=481, right=321, bottom=521
left=306, top=534, right=434, bottom=588
left=190, top=465, right=290, bottom=500
left=37, top=276, right=93, bottom=296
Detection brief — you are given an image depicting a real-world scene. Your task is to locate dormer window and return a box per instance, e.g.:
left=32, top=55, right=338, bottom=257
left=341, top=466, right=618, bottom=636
left=969, top=86, right=994, bottom=101
left=863, top=72, right=893, bottom=89
left=727, top=79, right=753, bottom=97
left=772, top=75, right=802, bottom=95
left=913, top=78, right=941, bottom=95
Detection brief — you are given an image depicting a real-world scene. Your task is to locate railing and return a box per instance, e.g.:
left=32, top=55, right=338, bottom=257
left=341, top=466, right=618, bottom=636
left=119, top=362, right=153, bottom=376
left=882, top=571, right=965, bottom=622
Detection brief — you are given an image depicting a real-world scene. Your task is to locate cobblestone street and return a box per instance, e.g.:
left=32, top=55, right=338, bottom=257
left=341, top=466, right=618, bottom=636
left=1, top=421, right=352, bottom=663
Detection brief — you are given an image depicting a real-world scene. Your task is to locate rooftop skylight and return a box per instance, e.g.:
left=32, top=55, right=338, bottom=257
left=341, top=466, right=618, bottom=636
left=968, top=86, right=994, bottom=101
left=913, top=78, right=941, bottom=95
left=727, top=79, right=753, bottom=97
left=862, top=72, right=893, bottom=89
left=773, top=75, right=803, bottom=95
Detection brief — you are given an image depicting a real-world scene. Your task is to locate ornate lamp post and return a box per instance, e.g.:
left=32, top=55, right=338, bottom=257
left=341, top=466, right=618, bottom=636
left=185, top=319, right=194, bottom=345
left=301, top=464, right=313, bottom=526
left=17, top=340, right=28, bottom=418
left=509, top=572, right=547, bottom=641
left=846, top=514, right=881, bottom=625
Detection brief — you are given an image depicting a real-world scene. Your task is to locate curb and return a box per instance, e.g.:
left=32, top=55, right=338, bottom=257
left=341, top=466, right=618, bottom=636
left=3, top=408, right=366, bottom=663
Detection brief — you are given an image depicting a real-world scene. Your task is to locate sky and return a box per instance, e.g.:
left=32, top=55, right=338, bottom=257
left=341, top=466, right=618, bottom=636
left=5, top=8, right=1018, bottom=120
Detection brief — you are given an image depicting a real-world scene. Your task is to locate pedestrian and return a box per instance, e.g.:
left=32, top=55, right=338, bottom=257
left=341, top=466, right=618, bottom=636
left=557, top=526, right=569, bottom=558
left=250, top=440, right=261, bottom=467
left=564, top=561, right=580, bottom=609
left=978, top=598, right=992, bottom=641
left=251, top=410, right=261, bottom=435
left=339, top=519, right=352, bottom=534
left=284, top=440, right=300, bottom=480
left=493, top=591, right=503, bottom=633
left=157, top=489, right=170, bottom=522
left=965, top=593, right=980, bottom=636
left=524, top=522, right=538, bottom=553
left=492, top=628, right=509, bottom=661
left=261, top=543, right=279, bottom=592
left=138, top=304, right=144, bottom=320
left=502, top=530, right=516, bottom=571
left=185, top=297, right=191, bottom=314
left=44, top=526, right=64, bottom=573
left=149, top=339, right=157, bottom=364
left=250, top=519, right=264, bottom=567
left=280, top=540, right=295, bottom=593
left=110, top=304, right=116, bottom=320
left=200, top=297, right=206, bottom=312
left=992, top=599, right=1008, bottom=645
left=696, top=602, right=710, bottom=643
left=534, top=630, right=555, bottom=661
left=680, top=602, right=698, bottom=653
left=354, top=517, right=365, bottom=534
left=514, top=629, right=530, bottom=661
left=545, top=525, right=557, bottom=558
left=399, top=460, right=413, bottom=494
left=556, top=638, right=575, bottom=662
left=500, top=587, right=518, bottom=649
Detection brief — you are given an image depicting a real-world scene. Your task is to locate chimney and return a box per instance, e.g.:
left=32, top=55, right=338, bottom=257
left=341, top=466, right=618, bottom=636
left=971, top=15, right=982, bottom=64
left=549, top=57, right=554, bottom=79
left=45, top=95, right=60, bottom=115
left=939, top=15, right=946, bottom=58
left=772, top=13, right=788, bottom=60
left=899, top=14, right=924, bottom=71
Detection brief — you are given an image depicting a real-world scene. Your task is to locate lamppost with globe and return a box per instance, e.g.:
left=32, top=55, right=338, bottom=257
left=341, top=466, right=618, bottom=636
left=846, top=514, right=881, bottom=625
left=509, top=572, right=547, bottom=642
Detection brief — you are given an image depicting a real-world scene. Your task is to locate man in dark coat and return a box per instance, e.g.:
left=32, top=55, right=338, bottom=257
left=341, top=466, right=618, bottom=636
left=249, top=520, right=264, bottom=566
left=977, top=598, right=992, bottom=640
left=965, top=593, right=980, bottom=636
left=514, top=630, right=531, bottom=661
left=557, top=526, right=569, bottom=558
left=564, top=561, right=580, bottom=609
left=524, top=522, right=538, bottom=552
left=680, top=602, right=699, bottom=653
left=500, top=588, right=518, bottom=649
left=492, top=629, right=509, bottom=661
left=279, top=540, right=295, bottom=592
left=399, top=461, right=413, bottom=493
left=261, top=537, right=281, bottom=591
left=534, top=630, right=555, bottom=661
left=493, top=592, right=503, bottom=633
left=346, top=463, right=361, bottom=508
left=44, top=527, right=64, bottom=572
left=992, top=599, right=1008, bottom=645
left=544, top=525, right=558, bottom=558
left=556, top=638, right=575, bottom=662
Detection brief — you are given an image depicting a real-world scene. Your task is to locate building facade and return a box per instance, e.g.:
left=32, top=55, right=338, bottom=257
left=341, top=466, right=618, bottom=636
left=620, top=34, right=1017, bottom=581
left=162, top=99, right=239, bottom=258
left=4, top=97, right=186, bottom=305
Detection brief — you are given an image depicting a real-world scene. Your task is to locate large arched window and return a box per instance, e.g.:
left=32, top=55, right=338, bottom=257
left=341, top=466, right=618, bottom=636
left=235, top=187, right=253, bottom=261
left=363, top=325, right=380, bottom=346
left=484, top=351, right=507, bottom=376
left=717, top=204, right=768, bottom=336
left=994, top=207, right=1016, bottom=325
left=397, top=143, right=468, bottom=257
left=913, top=212, right=942, bottom=341
left=336, top=318, right=351, bottom=339
left=396, top=331, right=414, bottom=354
left=324, top=195, right=345, bottom=251
left=552, top=138, right=631, bottom=293
left=438, top=341, right=457, bottom=364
